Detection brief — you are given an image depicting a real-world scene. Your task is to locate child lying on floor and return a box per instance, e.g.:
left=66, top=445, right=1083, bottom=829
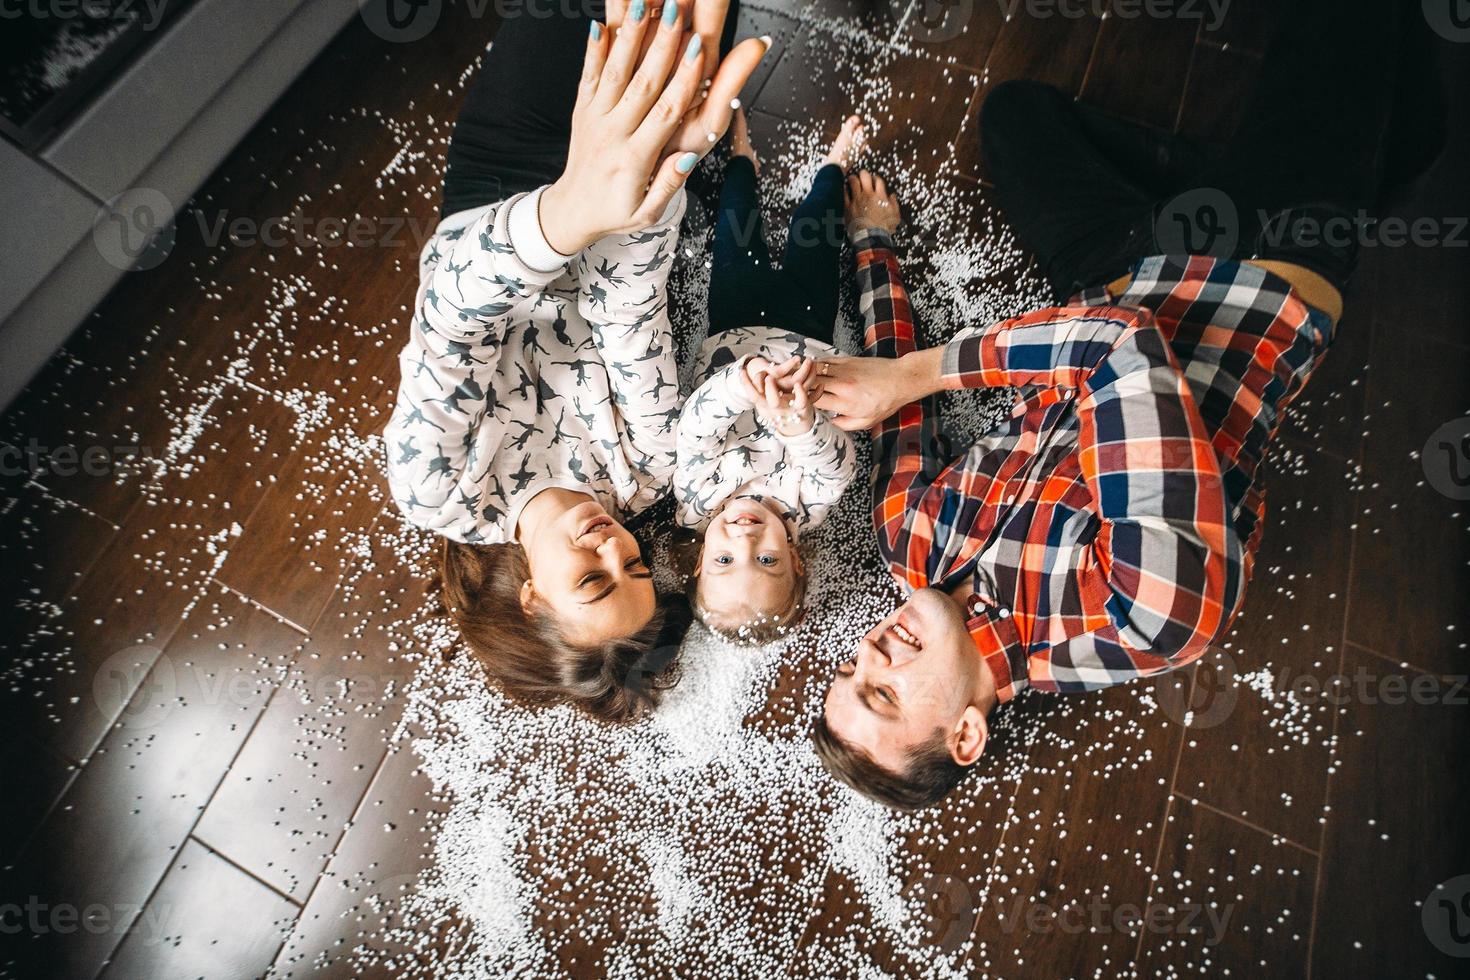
left=675, top=110, right=904, bottom=643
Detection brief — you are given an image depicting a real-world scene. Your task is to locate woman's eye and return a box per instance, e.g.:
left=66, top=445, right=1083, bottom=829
left=878, top=687, right=895, bottom=705
left=623, top=556, right=644, bottom=571
left=579, top=573, right=605, bottom=589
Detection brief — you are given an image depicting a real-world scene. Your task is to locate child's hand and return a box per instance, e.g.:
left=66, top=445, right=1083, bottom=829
left=844, top=170, right=901, bottom=238
left=743, top=356, right=817, bottom=437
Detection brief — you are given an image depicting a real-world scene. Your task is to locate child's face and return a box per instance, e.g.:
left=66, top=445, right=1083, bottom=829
left=696, top=501, right=802, bottom=624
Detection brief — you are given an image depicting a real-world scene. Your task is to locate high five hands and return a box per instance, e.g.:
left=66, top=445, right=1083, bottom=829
left=538, top=1, right=767, bottom=255
left=604, top=0, right=731, bottom=81
left=752, top=354, right=928, bottom=436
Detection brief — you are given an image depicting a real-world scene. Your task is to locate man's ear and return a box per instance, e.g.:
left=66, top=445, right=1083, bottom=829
left=519, top=579, right=537, bottom=616
left=950, top=705, right=989, bottom=766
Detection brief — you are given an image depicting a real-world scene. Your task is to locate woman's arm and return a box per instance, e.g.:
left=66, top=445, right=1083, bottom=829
left=577, top=196, right=687, bottom=485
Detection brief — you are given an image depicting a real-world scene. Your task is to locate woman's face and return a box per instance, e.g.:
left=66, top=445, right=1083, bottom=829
left=520, top=499, right=656, bottom=646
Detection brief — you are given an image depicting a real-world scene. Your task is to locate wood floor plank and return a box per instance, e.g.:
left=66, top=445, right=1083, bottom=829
left=1311, top=643, right=1470, bottom=978
left=1173, top=41, right=1259, bottom=144
left=0, top=735, right=78, bottom=866
left=1197, top=0, right=1277, bottom=56
left=98, top=838, right=299, bottom=980
left=1079, top=3, right=1200, bottom=130
left=0, top=382, right=309, bottom=766
left=1136, top=796, right=1315, bottom=974
left=898, top=0, right=1008, bottom=72
left=0, top=479, right=116, bottom=605
left=267, top=738, right=461, bottom=978
left=1170, top=441, right=1355, bottom=849
left=735, top=4, right=804, bottom=112
left=981, top=3, right=1101, bottom=95
left=193, top=514, right=425, bottom=899
left=1346, top=327, right=1469, bottom=675
left=965, top=684, right=1184, bottom=976
left=954, top=7, right=1103, bottom=183
left=0, top=587, right=297, bottom=980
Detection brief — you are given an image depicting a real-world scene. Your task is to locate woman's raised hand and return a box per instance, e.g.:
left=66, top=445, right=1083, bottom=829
left=538, top=2, right=766, bottom=255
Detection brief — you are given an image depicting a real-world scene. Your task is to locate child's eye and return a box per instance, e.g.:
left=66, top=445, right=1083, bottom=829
left=714, top=554, right=734, bottom=565
left=757, top=554, right=777, bottom=566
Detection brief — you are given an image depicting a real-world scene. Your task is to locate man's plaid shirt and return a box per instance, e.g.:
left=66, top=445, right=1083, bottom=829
left=852, top=231, right=1333, bottom=702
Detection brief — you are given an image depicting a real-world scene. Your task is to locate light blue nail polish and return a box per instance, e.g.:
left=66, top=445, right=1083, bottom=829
left=589, top=20, right=601, bottom=40
left=630, top=0, right=644, bottom=21
left=676, top=152, right=699, bottom=174
left=662, top=1, right=678, bottom=26
left=684, top=35, right=701, bottom=61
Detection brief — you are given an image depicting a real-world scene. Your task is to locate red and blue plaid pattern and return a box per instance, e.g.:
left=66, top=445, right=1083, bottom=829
left=853, top=233, right=1333, bottom=702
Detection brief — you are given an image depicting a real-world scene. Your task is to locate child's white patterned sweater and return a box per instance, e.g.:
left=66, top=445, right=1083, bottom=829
left=675, top=325, right=857, bottom=535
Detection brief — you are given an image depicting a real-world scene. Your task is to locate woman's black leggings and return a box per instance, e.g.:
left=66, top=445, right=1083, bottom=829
left=708, top=157, right=845, bottom=344
left=441, top=0, right=739, bottom=219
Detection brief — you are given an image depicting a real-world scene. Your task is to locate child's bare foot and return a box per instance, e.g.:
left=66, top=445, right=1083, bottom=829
left=824, top=115, right=866, bottom=170
left=730, top=107, right=760, bottom=175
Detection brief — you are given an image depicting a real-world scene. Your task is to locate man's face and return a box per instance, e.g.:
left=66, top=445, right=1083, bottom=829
left=822, top=588, right=981, bottom=772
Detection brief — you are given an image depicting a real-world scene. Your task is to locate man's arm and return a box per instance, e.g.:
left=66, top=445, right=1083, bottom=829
left=848, top=230, right=950, bottom=589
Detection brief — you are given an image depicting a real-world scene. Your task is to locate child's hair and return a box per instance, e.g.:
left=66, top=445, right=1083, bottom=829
left=436, top=538, right=691, bottom=724
left=670, top=528, right=808, bottom=645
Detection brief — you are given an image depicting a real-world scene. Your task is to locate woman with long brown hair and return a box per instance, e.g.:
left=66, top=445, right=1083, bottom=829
left=384, top=1, right=766, bottom=722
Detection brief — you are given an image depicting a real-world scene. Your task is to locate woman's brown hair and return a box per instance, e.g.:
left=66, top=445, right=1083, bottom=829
left=437, top=538, right=691, bottom=724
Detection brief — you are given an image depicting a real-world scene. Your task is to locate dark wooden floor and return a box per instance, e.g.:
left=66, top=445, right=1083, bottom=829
left=2, top=1, right=1467, bottom=977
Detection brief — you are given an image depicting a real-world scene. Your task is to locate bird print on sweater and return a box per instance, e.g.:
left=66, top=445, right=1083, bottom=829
left=384, top=190, right=686, bottom=543
left=675, top=326, right=857, bottom=534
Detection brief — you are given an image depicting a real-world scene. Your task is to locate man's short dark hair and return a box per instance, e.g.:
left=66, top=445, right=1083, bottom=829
left=811, top=715, right=975, bottom=812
